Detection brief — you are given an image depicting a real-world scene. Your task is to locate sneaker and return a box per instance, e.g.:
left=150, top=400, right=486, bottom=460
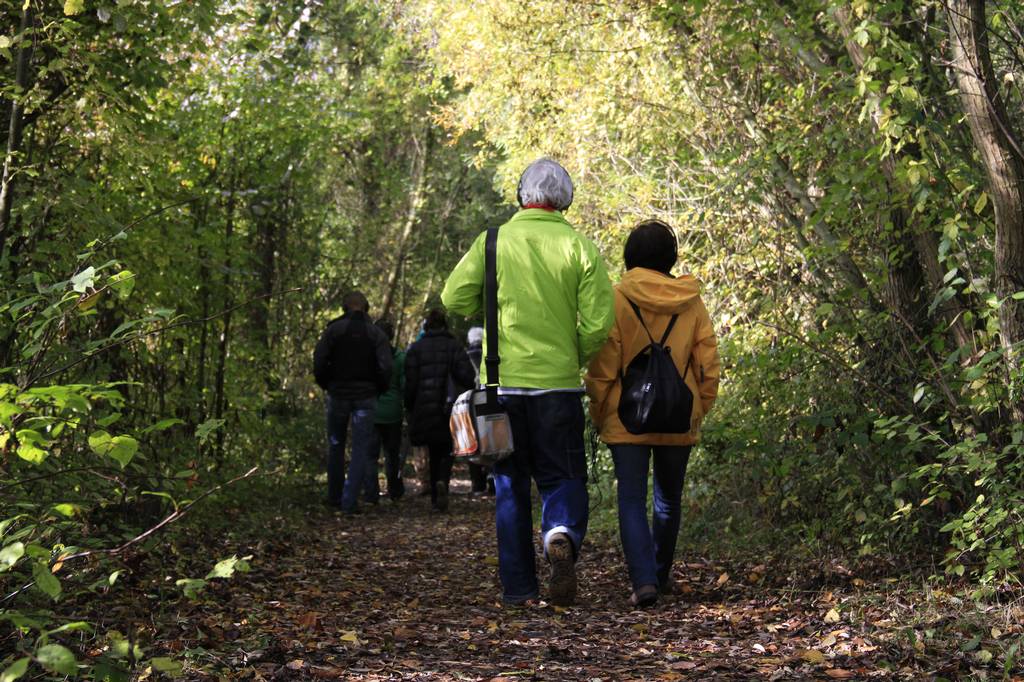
left=435, top=481, right=449, bottom=512
left=629, top=584, right=659, bottom=608
left=546, top=533, right=577, bottom=606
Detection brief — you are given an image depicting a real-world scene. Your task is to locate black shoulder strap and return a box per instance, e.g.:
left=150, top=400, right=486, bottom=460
left=625, top=298, right=653, bottom=343
left=618, top=294, right=692, bottom=378
left=626, top=297, right=679, bottom=347
left=484, top=227, right=500, bottom=405
left=660, top=315, right=680, bottom=345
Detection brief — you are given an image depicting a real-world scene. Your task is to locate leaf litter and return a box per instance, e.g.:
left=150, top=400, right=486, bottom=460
left=69, top=483, right=1024, bottom=680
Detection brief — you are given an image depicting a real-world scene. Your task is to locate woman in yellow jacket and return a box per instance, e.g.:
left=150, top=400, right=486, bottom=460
left=585, top=220, right=721, bottom=607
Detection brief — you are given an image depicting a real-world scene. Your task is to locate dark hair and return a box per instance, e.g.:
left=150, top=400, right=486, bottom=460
left=424, top=309, right=447, bottom=331
left=342, top=291, right=369, bottom=312
left=623, top=220, right=678, bottom=275
left=375, top=317, right=395, bottom=341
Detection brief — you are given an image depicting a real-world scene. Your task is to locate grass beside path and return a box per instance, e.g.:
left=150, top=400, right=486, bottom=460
left=89, top=477, right=1023, bottom=680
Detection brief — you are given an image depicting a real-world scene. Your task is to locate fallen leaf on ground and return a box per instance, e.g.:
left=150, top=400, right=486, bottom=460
left=797, top=649, right=827, bottom=664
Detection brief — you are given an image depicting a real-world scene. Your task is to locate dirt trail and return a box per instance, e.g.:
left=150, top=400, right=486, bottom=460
left=155, top=484, right=930, bottom=680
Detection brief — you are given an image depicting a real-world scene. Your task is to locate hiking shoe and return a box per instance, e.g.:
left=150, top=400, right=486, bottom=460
left=630, top=584, right=659, bottom=608
left=546, top=533, right=577, bottom=606
left=435, top=481, right=449, bottom=512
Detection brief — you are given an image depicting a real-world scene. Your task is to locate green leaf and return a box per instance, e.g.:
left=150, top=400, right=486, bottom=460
left=176, top=578, right=207, bottom=600
left=206, top=555, right=251, bottom=580
left=14, top=429, right=47, bottom=464
left=107, top=631, right=144, bottom=661
left=142, top=418, right=184, bottom=434
left=70, top=266, right=95, bottom=293
left=973, top=192, right=988, bottom=214
left=150, top=657, right=183, bottom=677
left=45, top=621, right=92, bottom=636
left=91, top=661, right=130, bottom=682
left=52, top=504, right=80, bottom=518
left=195, top=418, right=225, bottom=444
left=32, top=561, right=62, bottom=600
left=0, top=542, right=24, bottom=571
left=88, top=431, right=139, bottom=468
left=0, top=658, right=29, bottom=682
left=108, top=271, right=135, bottom=300
left=36, top=644, right=76, bottom=675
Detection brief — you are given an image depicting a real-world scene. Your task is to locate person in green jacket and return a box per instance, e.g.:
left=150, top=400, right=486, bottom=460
left=364, top=318, right=406, bottom=501
left=441, top=157, right=614, bottom=606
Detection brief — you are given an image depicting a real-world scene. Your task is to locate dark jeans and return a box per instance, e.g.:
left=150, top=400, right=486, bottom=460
left=469, top=463, right=490, bottom=492
left=611, top=444, right=692, bottom=590
left=325, top=395, right=377, bottom=511
left=366, top=422, right=404, bottom=500
left=426, top=437, right=454, bottom=506
left=492, top=393, right=588, bottom=602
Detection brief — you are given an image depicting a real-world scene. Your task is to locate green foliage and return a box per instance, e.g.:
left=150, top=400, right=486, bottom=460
left=1, top=1, right=507, bottom=677
left=3, top=0, right=1024, bottom=674
left=413, top=0, right=1024, bottom=583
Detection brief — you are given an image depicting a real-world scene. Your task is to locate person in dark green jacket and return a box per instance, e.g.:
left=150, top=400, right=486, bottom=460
left=441, top=157, right=614, bottom=606
left=364, top=318, right=406, bottom=501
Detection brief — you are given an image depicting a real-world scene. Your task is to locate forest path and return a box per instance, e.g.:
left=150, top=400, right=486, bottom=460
left=163, top=481, right=914, bottom=681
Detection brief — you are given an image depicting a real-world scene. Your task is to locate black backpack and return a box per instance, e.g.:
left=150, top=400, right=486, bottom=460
left=617, top=298, right=694, bottom=435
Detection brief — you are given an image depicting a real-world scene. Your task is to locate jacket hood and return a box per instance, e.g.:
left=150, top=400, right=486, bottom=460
left=617, top=268, right=701, bottom=314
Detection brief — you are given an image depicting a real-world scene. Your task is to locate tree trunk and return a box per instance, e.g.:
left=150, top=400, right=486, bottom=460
left=213, top=187, right=237, bottom=460
left=380, top=130, right=433, bottom=320
left=0, top=6, right=33, bottom=256
left=195, top=202, right=211, bottom=425
left=947, top=0, right=1024, bottom=421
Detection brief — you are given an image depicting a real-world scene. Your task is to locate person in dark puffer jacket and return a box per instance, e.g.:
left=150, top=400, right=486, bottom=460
left=404, top=309, right=476, bottom=511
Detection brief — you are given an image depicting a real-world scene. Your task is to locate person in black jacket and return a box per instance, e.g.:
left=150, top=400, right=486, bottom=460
left=313, top=291, right=393, bottom=513
left=404, top=309, right=476, bottom=511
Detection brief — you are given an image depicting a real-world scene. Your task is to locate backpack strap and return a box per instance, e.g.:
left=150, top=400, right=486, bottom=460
left=625, top=297, right=679, bottom=347
left=625, top=298, right=655, bottom=344
left=623, top=296, right=690, bottom=382
left=660, top=314, right=680, bottom=345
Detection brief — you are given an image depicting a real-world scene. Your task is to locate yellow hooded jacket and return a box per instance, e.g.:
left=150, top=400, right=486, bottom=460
left=585, top=267, right=721, bottom=446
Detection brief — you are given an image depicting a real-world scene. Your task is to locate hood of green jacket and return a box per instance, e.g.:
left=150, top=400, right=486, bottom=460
left=441, top=209, right=614, bottom=390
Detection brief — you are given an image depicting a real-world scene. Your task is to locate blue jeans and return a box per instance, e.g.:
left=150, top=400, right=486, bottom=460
left=492, top=393, right=589, bottom=602
left=611, top=444, right=691, bottom=590
left=325, top=395, right=377, bottom=511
